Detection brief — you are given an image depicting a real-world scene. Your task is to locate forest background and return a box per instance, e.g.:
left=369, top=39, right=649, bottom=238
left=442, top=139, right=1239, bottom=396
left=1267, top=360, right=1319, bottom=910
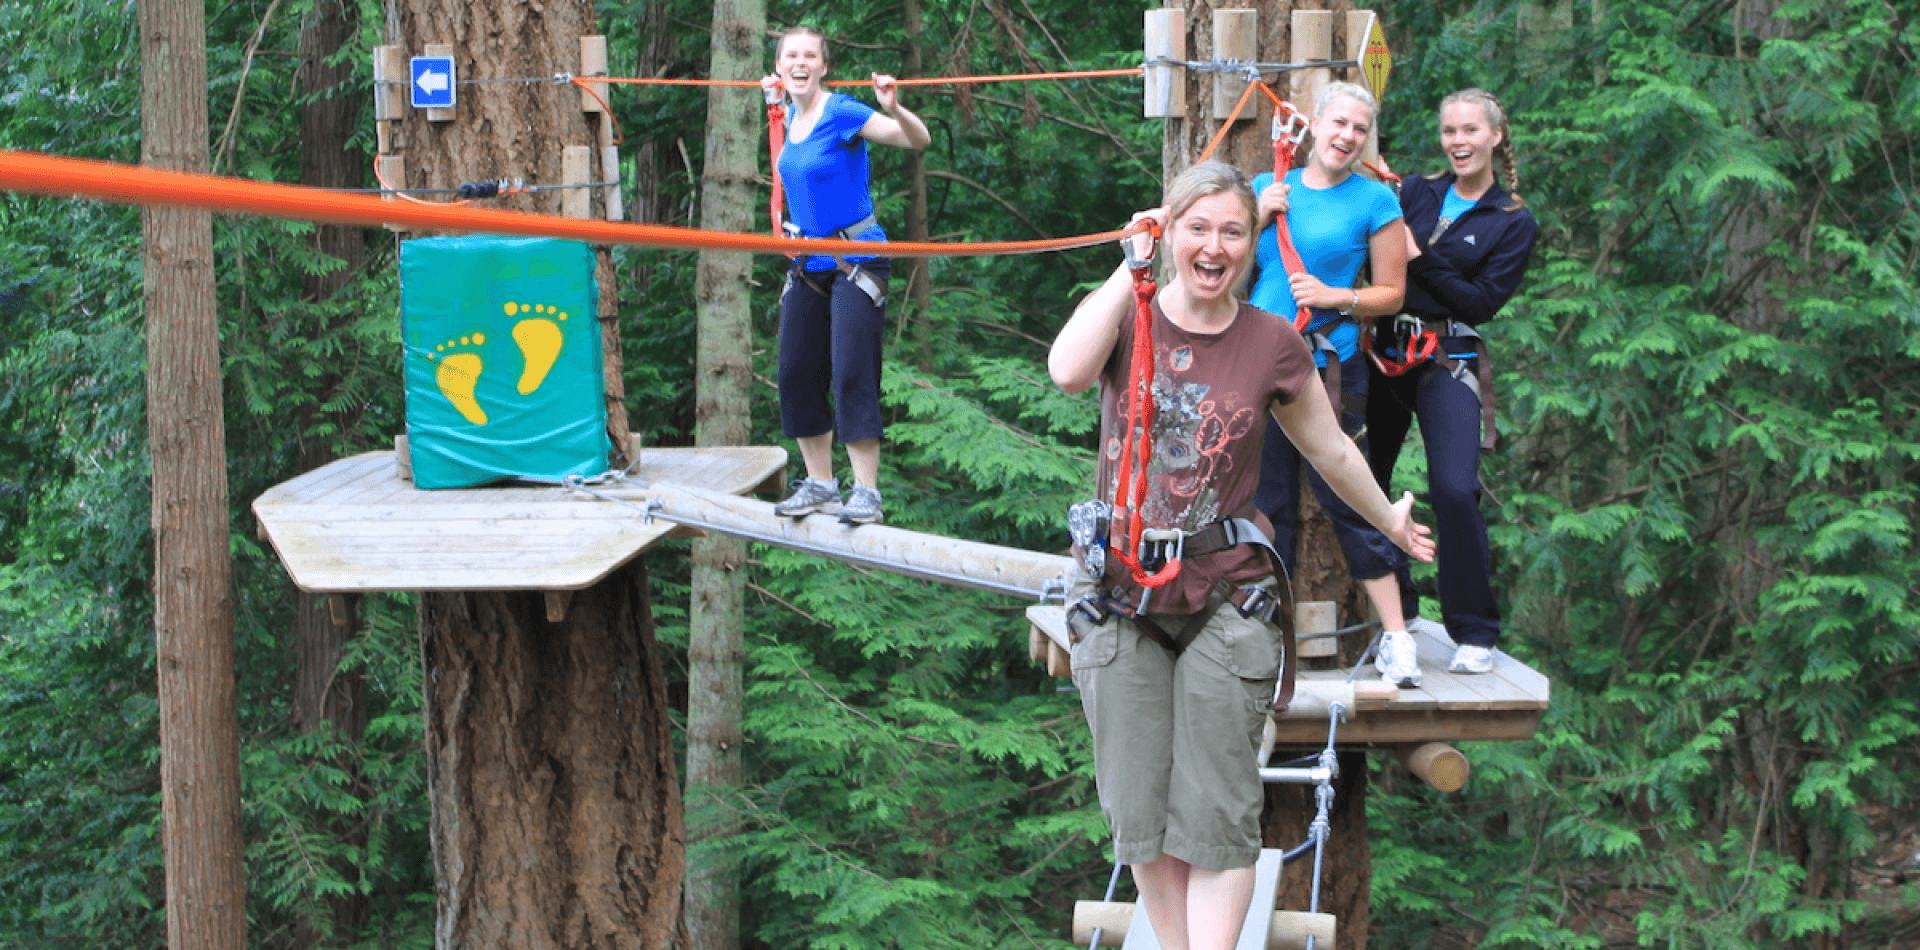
left=0, top=0, right=1916, bottom=946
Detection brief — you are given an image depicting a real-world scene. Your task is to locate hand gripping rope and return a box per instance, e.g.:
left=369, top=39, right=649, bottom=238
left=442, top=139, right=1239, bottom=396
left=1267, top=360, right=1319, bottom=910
left=1107, top=221, right=1184, bottom=597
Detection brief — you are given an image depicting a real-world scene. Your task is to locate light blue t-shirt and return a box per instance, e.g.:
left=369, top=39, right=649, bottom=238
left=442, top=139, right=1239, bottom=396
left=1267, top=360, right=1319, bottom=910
left=778, top=93, right=886, bottom=270
left=1249, top=169, right=1402, bottom=365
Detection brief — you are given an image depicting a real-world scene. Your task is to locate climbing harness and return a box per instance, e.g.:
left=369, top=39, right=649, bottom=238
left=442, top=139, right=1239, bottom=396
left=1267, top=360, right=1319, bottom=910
left=1104, top=221, right=1183, bottom=602
left=780, top=214, right=889, bottom=308
left=1365, top=314, right=1498, bottom=451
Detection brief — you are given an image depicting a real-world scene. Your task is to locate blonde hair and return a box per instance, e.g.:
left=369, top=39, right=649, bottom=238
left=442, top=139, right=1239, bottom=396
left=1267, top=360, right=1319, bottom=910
left=775, top=26, right=831, bottom=69
left=1435, top=88, right=1525, bottom=211
left=1298, top=81, right=1378, bottom=170
left=1158, top=161, right=1258, bottom=287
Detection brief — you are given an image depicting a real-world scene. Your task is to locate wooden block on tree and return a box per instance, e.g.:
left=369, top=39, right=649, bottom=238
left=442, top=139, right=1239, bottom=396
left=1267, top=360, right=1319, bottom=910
left=1289, top=11, right=1333, bottom=112
left=1211, top=9, right=1257, bottom=120
left=1396, top=741, right=1470, bottom=792
left=373, top=46, right=407, bottom=121
left=1143, top=9, right=1185, bottom=118
left=578, top=35, right=608, bottom=113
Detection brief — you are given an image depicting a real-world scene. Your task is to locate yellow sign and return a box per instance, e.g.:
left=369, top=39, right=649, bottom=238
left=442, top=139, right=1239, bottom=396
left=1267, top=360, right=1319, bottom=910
left=1362, top=17, right=1392, bottom=101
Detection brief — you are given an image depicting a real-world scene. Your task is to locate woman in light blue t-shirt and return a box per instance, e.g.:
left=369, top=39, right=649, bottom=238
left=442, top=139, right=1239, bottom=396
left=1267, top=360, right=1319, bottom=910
left=760, top=26, right=929, bottom=525
left=1247, top=81, right=1428, bottom=688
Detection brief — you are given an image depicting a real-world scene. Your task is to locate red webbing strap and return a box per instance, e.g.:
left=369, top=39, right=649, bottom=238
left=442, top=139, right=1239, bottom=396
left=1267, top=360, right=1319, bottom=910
left=1365, top=320, right=1439, bottom=377
left=1264, top=95, right=1315, bottom=333
left=1109, top=225, right=1181, bottom=593
left=765, top=94, right=787, bottom=238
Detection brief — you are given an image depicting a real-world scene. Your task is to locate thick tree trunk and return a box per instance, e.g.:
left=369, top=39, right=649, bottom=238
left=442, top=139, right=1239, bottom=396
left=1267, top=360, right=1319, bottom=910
left=292, top=2, right=371, bottom=942
left=390, top=2, right=679, bottom=945
left=141, top=0, right=247, bottom=945
left=686, top=2, right=762, bottom=948
left=419, top=563, right=684, bottom=950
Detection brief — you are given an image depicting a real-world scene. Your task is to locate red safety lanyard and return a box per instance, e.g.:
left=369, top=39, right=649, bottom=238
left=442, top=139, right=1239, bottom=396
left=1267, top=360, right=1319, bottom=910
left=1108, top=223, right=1181, bottom=592
left=765, top=86, right=787, bottom=238
left=1266, top=99, right=1316, bottom=334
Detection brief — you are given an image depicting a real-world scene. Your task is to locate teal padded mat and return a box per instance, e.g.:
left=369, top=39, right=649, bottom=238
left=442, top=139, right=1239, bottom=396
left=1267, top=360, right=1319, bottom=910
left=400, top=236, right=612, bottom=490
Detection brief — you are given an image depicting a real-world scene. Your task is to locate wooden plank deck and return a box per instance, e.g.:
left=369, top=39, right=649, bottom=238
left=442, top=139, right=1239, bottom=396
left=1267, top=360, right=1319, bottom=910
left=252, top=446, right=787, bottom=592
left=1027, top=605, right=1548, bottom=746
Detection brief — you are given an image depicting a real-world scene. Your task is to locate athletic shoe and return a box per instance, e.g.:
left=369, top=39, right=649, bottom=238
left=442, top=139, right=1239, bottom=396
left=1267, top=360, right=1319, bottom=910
left=773, top=478, right=840, bottom=518
left=1449, top=644, right=1496, bottom=674
left=838, top=485, right=884, bottom=525
left=1374, top=630, right=1422, bottom=689
left=1406, top=615, right=1450, bottom=643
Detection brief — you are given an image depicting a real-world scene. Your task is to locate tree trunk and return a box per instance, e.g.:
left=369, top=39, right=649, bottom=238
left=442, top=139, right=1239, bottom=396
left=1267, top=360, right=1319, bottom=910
left=293, top=1, right=371, bottom=942
left=390, top=2, right=679, bottom=945
left=419, top=564, right=684, bottom=950
left=686, top=1, right=763, bottom=948
left=1264, top=751, right=1370, bottom=950
left=141, top=0, right=247, bottom=945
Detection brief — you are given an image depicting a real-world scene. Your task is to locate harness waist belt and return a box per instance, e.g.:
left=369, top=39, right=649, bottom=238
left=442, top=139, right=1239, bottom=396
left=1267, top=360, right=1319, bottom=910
left=784, top=212, right=880, bottom=243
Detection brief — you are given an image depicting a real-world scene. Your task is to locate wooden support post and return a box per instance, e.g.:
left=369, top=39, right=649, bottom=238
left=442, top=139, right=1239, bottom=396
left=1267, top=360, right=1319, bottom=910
left=326, top=594, right=351, bottom=628
left=1211, top=9, right=1257, bottom=121
left=1289, top=11, right=1334, bottom=117
left=1397, top=742, right=1470, bottom=792
left=578, top=35, right=608, bottom=113
left=1046, top=641, right=1071, bottom=678
left=424, top=43, right=456, bottom=123
left=1072, top=901, right=1336, bottom=950
left=598, top=119, right=623, bottom=222
left=1143, top=8, right=1185, bottom=119
left=562, top=145, right=592, bottom=220
left=376, top=155, right=408, bottom=233
left=373, top=45, right=407, bottom=121
left=544, top=591, right=573, bottom=623
left=1296, top=599, right=1338, bottom=660
left=1029, top=622, right=1049, bottom=664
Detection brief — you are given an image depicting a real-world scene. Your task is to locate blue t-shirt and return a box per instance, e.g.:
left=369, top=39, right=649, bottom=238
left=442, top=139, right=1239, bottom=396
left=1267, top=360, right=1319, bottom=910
left=1248, top=169, right=1402, bottom=365
left=778, top=93, right=886, bottom=270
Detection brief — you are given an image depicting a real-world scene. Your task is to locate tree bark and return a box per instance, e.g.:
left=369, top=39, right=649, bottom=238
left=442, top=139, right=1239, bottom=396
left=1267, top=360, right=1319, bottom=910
left=141, top=0, right=247, bottom=945
left=390, top=2, right=681, bottom=945
left=419, top=564, right=684, bottom=950
left=686, top=3, right=763, bottom=948
left=292, top=2, right=371, bottom=942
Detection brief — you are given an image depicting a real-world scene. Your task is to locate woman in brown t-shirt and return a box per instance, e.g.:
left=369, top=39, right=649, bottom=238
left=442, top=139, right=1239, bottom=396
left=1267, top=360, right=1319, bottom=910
left=1049, top=160, right=1433, bottom=950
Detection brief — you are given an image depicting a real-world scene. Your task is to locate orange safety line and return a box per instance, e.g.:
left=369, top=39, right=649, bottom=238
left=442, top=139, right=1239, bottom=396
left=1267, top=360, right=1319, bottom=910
left=568, top=78, right=623, bottom=145
left=1194, top=78, right=1264, bottom=164
left=590, top=66, right=1144, bottom=90
left=0, top=149, right=1141, bottom=259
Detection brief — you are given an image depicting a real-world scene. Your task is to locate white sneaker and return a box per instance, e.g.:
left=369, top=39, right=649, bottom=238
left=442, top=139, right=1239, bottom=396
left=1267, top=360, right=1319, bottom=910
left=1448, top=644, right=1496, bottom=674
left=1374, top=630, right=1422, bottom=688
left=1406, top=616, right=1450, bottom=642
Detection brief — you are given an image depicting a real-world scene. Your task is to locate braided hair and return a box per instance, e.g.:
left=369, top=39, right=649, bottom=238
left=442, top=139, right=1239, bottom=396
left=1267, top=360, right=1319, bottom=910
left=1431, top=88, right=1525, bottom=211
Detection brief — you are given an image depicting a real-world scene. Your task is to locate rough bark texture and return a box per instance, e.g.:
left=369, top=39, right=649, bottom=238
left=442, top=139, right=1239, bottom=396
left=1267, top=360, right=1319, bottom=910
left=292, top=2, right=371, bottom=942
left=419, top=563, right=685, bottom=950
left=685, top=3, right=762, bottom=949
left=1264, top=750, right=1372, bottom=950
left=1162, top=0, right=1373, bottom=943
left=142, top=0, right=247, bottom=945
left=391, top=2, right=680, bottom=945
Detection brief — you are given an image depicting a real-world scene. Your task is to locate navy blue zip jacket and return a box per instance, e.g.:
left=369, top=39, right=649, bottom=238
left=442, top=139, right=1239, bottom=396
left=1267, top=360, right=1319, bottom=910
left=1401, top=173, right=1538, bottom=327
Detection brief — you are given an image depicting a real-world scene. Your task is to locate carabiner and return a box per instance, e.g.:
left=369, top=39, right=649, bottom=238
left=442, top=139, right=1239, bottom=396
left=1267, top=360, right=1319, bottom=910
left=1121, top=219, right=1160, bottom=275
left=763, top=80, right=785, bottom=106
left=1271, top=101, right=1309, bottom=150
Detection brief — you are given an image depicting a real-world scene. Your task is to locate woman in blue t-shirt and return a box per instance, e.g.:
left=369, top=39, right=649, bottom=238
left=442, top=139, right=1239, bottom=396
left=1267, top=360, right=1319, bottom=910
left=1246, top=81, right=1425, bottom=688
left=760, top=26, right=930, bottom=525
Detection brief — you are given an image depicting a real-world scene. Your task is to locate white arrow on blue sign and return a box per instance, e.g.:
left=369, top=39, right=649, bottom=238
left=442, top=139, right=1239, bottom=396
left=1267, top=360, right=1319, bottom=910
left=410, top=56, right=456, bottom=109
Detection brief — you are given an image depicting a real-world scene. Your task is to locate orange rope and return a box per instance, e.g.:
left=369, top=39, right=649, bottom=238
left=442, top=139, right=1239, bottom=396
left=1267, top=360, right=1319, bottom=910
left=0, top=149, right=1137, bottom=259
left=591, top=66, right=1143, bottom=90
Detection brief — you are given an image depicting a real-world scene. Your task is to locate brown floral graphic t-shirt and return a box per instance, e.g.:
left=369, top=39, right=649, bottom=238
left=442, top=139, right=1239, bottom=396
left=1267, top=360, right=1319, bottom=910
left=1096, top=300, right=1317, bottom=614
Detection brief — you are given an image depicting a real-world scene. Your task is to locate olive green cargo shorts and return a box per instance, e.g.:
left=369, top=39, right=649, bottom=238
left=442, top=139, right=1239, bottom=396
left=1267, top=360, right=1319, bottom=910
left=1070, top=576, right=1282, bottom=871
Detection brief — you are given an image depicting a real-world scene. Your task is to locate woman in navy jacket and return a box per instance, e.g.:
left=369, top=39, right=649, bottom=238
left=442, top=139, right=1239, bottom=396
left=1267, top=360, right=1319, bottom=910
left=1368, top=88, right=1537, bottom=674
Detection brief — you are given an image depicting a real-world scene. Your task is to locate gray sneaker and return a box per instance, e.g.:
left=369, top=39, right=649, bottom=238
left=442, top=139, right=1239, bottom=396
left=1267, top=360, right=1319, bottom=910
left=774, top=478, right=840, bottom=518
left=838, top=485, right=884, bottom=525
left=1374, top=630, right=1423, bottom=689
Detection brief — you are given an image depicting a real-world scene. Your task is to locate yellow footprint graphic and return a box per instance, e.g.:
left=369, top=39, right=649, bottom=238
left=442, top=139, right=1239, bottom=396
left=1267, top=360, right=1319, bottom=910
left=426, top=333, right=490, bottom=425
left=505, top=301, right=567, bottom=395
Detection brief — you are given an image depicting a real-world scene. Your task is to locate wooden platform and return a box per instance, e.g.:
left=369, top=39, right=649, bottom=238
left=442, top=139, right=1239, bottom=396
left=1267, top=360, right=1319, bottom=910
left=1027, top=605, right=1548, bottom=746
left=251, top=446, right=787, bottom=592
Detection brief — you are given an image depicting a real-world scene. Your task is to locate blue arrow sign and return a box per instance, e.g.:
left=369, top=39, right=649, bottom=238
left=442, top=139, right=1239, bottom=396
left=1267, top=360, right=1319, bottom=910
left=410, top=56, right=456, bottom=109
